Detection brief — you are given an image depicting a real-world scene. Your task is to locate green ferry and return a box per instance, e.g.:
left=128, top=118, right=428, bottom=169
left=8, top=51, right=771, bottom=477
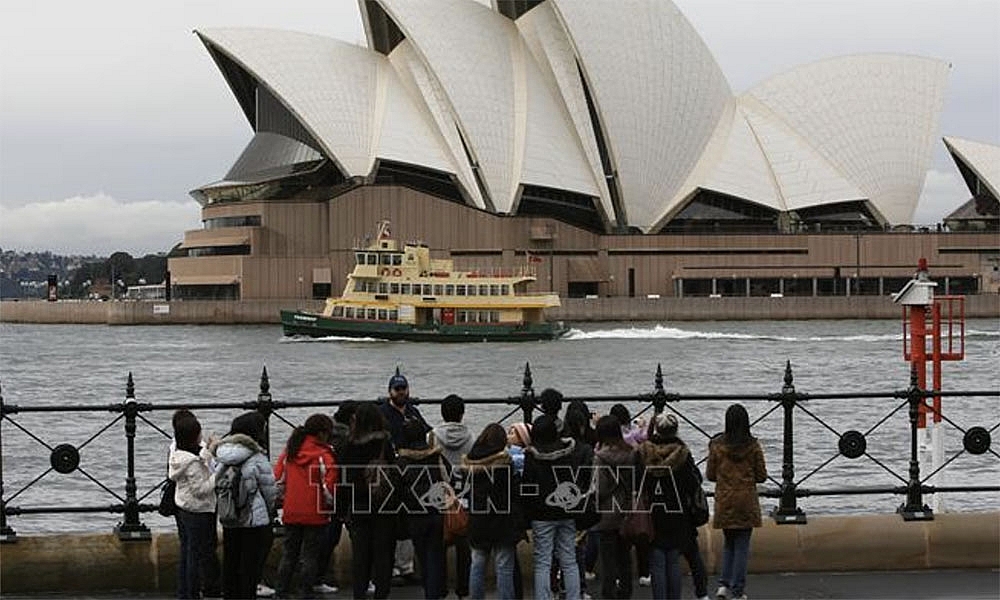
left=280, top=221, right=568, bottom=342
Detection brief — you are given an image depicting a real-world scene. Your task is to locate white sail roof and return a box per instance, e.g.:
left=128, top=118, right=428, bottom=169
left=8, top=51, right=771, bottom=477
left=747, top=54, right=949, bottom=224
left=197, top=1, right=954, bottom=230
left=944, top=136, right=1000, bottom=200
left=550, top=0, right=731, bottom=231
left=198, top=28, right=380, bottom=178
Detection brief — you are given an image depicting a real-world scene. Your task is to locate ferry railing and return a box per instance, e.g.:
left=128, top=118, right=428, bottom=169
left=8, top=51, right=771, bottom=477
left=0, top=363, right=997, bottom=542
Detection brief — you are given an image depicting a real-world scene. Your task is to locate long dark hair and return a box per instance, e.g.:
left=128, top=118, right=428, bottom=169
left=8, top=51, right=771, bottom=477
left=469, top=423, right=507, bottom=459
left=351, top=402, right=387, bottom=440
left=595, top=415, right=629, bottom=451
left=286, top=413, right=334, bottom=459
left=564, top=399, right=596, bottom=444
left=174, top=413, right=202, bottom=455
left=230, top=411, right=267, bottom=448
left=724, top=403, right=753, bottom=445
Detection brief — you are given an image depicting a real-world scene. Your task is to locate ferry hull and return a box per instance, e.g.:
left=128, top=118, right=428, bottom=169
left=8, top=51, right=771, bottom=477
left=280, top=310, right=568, bottom=342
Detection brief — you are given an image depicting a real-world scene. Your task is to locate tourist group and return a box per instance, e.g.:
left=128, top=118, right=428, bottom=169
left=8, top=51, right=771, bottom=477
left=166, top=374, right=767, bottom=600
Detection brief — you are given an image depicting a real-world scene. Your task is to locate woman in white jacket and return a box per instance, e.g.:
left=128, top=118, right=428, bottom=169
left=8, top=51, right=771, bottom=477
left=169, top=412, right=217, bottom=599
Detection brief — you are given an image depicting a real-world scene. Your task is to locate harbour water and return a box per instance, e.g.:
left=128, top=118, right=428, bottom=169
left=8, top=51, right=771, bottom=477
left=1, top=318, right=997, bottom=533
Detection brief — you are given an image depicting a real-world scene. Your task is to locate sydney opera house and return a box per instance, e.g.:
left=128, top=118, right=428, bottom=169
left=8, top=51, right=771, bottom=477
left=168, top=0, right=999, bottom=301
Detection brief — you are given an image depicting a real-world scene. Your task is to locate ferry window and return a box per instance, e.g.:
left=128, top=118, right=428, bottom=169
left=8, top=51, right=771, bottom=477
left=434, top=285, right=444, bottom=295
left=457, top=311, right=467, bottom=323
left=490, top=285, right=499, bottom=296
left=481, top=311, right=490, bottom=322
left=445, top=284, right=455, bottom=295
left=367, top=308, right=377, bottom=320
left=422, top=284, right=432, bottom=295
left=378, top=309, right=388, bottom=320
left=381, top=254, right=392, bottom=265
left=467, top=285, right=477, bottom=296
left=367, top=253, right=378, bottom=265
left=401, top=284, right=412, bottom=295
left=490, top=311, right=499, bottom=323
left=366, top=282, right=377, bottom=293
left=344, top=307, right=354, bottom=318
left=332, top=306, right=344, bottom=317
left=501, top=285, right=509, bottom=295
left=392, top=254, right=403, bottom=266
left=355, top=252, right=365, bottom=264
left=456, top=285, right=466, bottom=296
left=389, top=309, right=398, bottom=320
left=390, top=283, right=400, bottom=294
left=378, top=283, right=389, bottom=294
left=354, top=280, right=366, bottom=292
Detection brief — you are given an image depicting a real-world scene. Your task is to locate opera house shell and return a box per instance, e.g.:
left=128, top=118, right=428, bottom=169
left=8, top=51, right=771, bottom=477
left=169, top=0, right=998, bottom=302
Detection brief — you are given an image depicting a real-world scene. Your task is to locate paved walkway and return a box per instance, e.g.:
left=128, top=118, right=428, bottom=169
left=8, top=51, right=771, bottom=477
left=5, top=569, right=998, bottom=599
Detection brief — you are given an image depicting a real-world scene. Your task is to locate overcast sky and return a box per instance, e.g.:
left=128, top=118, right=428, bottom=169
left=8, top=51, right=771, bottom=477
left=1, top=0, right=997, bottom=255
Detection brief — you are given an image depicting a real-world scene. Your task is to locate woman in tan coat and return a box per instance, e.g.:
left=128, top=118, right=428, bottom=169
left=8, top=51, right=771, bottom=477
left=706, top=404, right=767, bottom=600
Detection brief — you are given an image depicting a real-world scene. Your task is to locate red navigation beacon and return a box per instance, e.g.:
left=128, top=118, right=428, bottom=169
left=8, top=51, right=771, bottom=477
left=894, top=258, right=966, bottom=428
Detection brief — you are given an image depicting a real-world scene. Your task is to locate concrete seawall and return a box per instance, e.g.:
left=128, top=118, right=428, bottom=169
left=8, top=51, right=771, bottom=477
left=2, top=512, right=997, bottom=594
left=2, top=295, right=998, bottom=325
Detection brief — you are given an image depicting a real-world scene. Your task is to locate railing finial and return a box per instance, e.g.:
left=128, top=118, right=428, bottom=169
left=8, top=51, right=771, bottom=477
left=783, top=361, right=795, bottom=394
left=259, top=365, right=270, bottom=396
left=125, top=372, right=135, bottom=400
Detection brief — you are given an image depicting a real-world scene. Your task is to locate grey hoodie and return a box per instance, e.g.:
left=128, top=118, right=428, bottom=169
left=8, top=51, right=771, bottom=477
left=212, top=433, right=278, bottom=528
left=430, top=422, right=473, bottom=469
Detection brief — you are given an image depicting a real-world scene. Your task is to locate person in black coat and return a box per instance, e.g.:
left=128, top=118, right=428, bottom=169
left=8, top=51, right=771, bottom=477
left=393, top=419, right=450, bottom=600
left=523, top=414, right=593, bottom=600
left=463, top=423, right=523, bottom=599
left=337, top=402, right=396, bottom=600
left=637, top=413, right=704, bottom=600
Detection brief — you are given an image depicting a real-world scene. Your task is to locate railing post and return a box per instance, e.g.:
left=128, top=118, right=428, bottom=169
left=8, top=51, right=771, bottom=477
left=114, top=372, right=151, bottom=540
left=651, top=364, right=667, bottom=415
left=255, top=366, right=274, bottom=459
left=520, top=362, right=536, bottom=423
left=771, top=361, right=806, bottom=524
left=0, top=380, right=16, bottom=543
left=898, top=366, right=933, bottom=521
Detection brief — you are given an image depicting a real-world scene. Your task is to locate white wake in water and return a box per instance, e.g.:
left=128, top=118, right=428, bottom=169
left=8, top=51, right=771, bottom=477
left=565, top=325, right=999, bottom=343
left=563, top=325, right=794, bottom=341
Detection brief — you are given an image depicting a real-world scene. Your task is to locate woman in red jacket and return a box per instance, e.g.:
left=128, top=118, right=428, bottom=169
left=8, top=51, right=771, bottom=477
left=274, top=414, right=338, bottom=598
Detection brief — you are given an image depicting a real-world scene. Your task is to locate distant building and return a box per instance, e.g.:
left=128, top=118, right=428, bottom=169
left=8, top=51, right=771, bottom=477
left=168, top=0, right=997, bottom=301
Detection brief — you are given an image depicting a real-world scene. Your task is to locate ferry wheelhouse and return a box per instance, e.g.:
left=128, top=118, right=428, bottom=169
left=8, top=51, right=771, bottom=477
left=280, top=222, right=567, bottom=341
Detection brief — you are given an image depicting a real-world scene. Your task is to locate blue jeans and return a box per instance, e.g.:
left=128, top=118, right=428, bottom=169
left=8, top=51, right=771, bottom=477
left=531, top=520, right=580, bottom=600
left=649, top=545, right=682, bottom=599
left=719, top=528, right=752, bottom=597
left=470, top=545, right=516, bottom=599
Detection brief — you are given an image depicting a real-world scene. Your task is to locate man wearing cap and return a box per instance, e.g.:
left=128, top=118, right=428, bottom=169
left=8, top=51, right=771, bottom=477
left=378, top=371, right=430, bottom=583
left=378, top=373, right=431, bottom=448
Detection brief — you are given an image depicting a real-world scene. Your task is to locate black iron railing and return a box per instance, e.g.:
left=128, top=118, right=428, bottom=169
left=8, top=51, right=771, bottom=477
left=1, top=362, right=997, bottom=543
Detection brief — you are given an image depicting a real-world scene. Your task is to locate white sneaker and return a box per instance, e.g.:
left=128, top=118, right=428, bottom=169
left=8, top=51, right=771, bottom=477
left=584, top=571, right=597, bottom=581
left=312, top=583, right=339, bottom=594
left=698, top=596, right=711, bottom=600
left=367, top=582, right=376, bottom=596
left=256, top=582, right=276, bottom=598
left=732, top=596, right=748, bottom=600
left=638, top=575, right=651, bottom=587
left=715, top=585, right=731, bottom=599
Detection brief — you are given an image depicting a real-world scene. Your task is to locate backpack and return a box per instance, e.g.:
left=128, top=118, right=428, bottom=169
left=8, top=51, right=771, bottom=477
left=216, top=464, right=248, bottom=527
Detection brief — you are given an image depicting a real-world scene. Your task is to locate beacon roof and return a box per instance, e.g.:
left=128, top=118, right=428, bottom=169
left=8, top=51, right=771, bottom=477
left=195, top=0, right=950, bottom=231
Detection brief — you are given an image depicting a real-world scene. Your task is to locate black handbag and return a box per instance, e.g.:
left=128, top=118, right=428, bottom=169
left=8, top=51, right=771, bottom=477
left=158, top=479, right=178, bottom=517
